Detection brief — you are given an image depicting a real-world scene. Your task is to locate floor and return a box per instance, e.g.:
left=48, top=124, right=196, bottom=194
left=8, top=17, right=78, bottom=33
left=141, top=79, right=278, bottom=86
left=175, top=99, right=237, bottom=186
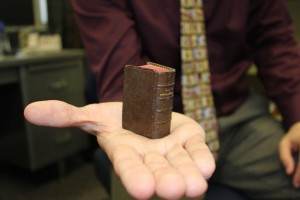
left=0, top=152, right=109, bottom=200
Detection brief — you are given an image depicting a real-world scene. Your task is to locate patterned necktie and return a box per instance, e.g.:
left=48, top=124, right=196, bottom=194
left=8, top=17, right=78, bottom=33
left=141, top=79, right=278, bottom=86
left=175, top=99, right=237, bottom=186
left=180, top=0, right=219, bottom=155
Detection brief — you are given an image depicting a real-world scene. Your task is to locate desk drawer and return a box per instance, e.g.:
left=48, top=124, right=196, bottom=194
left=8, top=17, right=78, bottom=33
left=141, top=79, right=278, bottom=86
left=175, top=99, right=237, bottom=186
left=21, top=60, right=85, bottom=105
left=28, top=125, right=88, bottom=170
left=19, top=58, right=88, bottom=170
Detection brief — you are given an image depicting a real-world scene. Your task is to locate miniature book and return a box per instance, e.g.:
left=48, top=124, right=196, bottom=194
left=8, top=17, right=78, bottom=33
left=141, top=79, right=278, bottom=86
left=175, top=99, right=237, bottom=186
left=122, top=62, right=176, bottom=138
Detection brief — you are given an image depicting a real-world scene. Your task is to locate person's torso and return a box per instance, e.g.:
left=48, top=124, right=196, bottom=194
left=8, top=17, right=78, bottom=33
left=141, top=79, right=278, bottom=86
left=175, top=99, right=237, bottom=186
left=126, top=0, right=253, bottom=115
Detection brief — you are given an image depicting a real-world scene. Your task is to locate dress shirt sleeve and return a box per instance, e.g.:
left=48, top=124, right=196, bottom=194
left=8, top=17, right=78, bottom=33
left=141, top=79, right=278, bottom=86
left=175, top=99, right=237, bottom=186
left=247, top=0, right=300, bottom=128
left=71, top=0, right=149, bottom=102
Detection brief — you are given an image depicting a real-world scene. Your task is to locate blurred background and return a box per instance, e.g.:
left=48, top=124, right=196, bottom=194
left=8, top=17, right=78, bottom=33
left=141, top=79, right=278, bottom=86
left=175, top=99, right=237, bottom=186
left=0, top=0, right=108, bottom=199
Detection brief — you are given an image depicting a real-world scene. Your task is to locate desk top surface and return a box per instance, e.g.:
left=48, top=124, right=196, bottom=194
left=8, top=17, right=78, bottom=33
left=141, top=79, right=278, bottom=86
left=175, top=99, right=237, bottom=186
left=0, top=49, right=85, bottom=68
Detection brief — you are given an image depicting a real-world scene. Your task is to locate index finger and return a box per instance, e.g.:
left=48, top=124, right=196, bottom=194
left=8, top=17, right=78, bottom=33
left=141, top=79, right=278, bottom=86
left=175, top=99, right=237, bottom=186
left=185, top=134, right=215, bottom=179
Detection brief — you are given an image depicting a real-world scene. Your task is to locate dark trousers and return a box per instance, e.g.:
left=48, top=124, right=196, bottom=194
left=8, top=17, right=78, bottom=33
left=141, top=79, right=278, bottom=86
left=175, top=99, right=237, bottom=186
left=211, top=92, right=300, bottom=199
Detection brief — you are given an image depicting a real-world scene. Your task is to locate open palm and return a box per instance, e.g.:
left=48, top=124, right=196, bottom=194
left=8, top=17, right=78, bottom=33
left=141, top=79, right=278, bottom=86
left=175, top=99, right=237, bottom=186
left=24, top=100, right=215, bottom=199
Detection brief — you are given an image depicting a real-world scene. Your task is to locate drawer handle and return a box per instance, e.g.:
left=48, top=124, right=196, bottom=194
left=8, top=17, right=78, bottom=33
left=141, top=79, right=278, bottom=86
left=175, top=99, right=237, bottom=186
left=49, top=79, right=68, bottom=90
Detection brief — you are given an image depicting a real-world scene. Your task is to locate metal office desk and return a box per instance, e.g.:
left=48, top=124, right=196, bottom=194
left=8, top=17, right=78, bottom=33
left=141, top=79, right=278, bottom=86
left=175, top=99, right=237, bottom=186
left=0, top=49, right=89, bottom=171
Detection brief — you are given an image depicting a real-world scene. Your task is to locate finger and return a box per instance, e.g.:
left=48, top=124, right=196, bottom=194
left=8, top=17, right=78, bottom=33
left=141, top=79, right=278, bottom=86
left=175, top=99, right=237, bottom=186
left=144, top=152, right=186, bottom=199
left=24, top=100, right=77, bottom=127
left=185, top=134, right=215, bottom=179
left=110, top=146, right=155, bottom=200
left=293, top=157, right=300, bottom=188
left=170, top=113, right=215, bottom=180
left=167, top=145, right=208, bottom=198
left=279, top=138, right=295, bottom=175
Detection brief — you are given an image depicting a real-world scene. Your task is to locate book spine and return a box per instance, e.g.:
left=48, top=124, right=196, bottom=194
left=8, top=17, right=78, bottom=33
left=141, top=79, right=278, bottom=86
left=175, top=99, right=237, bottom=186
left=151, top=69, right=175, bottom=138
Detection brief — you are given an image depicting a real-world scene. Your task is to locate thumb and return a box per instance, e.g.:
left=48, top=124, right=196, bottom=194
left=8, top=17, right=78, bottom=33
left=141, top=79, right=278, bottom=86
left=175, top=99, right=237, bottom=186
left=279, top=138, right=295, bottom=175
left=24, top=100, right=78, bottom=127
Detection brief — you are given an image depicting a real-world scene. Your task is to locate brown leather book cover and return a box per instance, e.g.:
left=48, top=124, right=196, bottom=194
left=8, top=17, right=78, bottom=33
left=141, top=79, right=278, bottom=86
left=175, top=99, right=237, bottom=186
left=122, top=62, right=176, bottom=138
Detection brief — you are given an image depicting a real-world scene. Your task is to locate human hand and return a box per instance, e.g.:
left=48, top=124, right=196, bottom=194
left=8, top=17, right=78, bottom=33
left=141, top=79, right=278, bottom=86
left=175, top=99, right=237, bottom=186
left=24, top=100, right=215, bottom=199
left=279, top=122, right=300, bottom=188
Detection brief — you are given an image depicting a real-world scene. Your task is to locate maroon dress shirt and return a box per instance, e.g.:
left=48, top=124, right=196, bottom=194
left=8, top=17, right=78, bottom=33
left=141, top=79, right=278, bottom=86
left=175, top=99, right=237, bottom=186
left=72, top=0, right=300, bottom=128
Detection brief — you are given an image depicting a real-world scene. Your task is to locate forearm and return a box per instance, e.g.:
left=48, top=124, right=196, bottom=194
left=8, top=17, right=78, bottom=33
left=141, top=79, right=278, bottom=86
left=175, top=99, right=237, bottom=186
left=248, top=0, right=300, bottom=128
